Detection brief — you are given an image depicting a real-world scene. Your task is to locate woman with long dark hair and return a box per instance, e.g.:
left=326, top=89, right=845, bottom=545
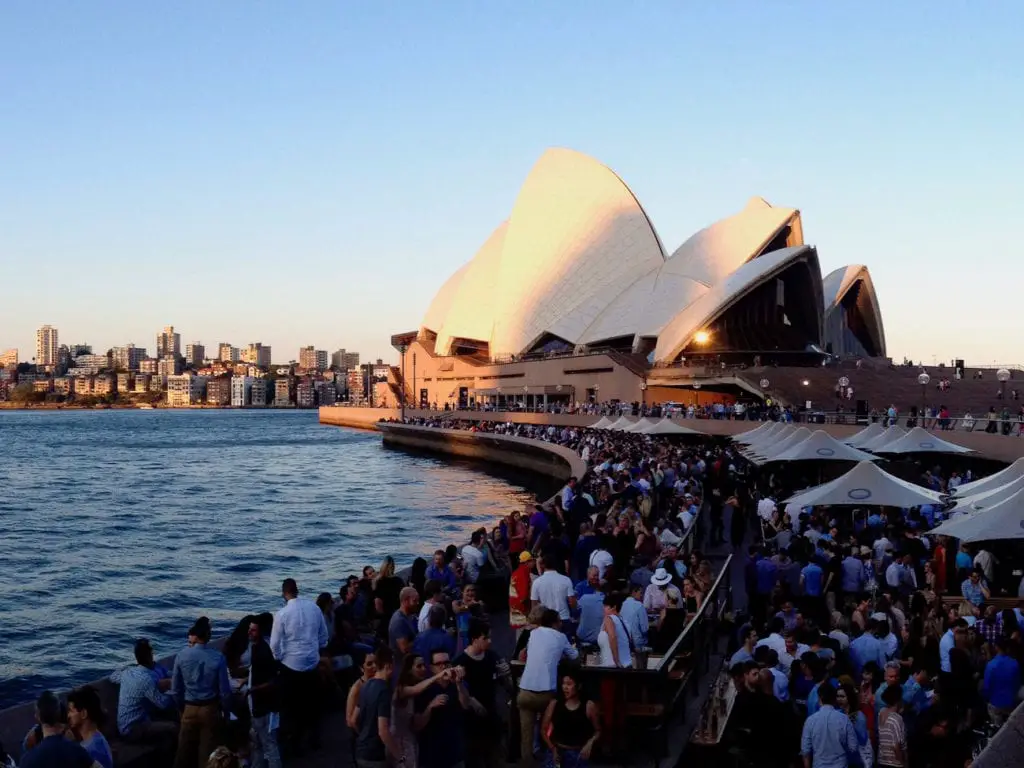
left=540, top=668, right=601, bottom=768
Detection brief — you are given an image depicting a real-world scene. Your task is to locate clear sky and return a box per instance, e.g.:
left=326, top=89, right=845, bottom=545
left=2, top=2, right=1022, bottom=365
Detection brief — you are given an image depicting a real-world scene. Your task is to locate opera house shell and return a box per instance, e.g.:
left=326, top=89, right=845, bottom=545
left=419, top=148, right=885, bottom=366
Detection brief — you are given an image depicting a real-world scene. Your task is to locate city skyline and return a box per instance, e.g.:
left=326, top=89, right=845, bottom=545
left=3, top=4, right=1024, bottom=365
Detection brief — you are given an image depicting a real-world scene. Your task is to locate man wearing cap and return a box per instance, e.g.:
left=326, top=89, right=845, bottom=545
left=509, top=551, right=536, bottom=633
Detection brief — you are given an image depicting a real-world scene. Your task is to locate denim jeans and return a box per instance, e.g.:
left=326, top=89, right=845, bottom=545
left=545, top=748, right=588, bottom=768
left=250, top=713, right=282, bottom=768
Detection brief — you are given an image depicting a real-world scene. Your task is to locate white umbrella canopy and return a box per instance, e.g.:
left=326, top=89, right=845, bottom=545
left=858, top=426, right=908, bottom=453
left=952, top=457, right=1024, bottom=497
left=607, top=416, right=637, bottom=431
left=733, top=422, right=774, bottom=443
left=639, top=418, right=705, bottom=436
left=951, top=473, right=1024, bottom=511
left=769, top=430, right=880, bottom=463
left=624, top=417, right=659, bottom=433
left=783, top=460, right=946, bottom=508
left=929, top=487, right=1024, bottom=542
left=589, top=416, right=614, bottom=430
left=741, top=424, right=794, bottom=454
left=751, top=427, right=813, bottom=463
left=846, top=423, right=885, bottom=448
left=875, top=427, right=974, bottom=455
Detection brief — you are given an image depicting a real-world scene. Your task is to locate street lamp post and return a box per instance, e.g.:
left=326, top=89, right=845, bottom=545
left=998, top=368, right=1011, bottom=400
left=412, top=352, right=417, bottom=410
left=693, top=382, right=702, bottom=408
left=917, top=372, right=930, bottom=427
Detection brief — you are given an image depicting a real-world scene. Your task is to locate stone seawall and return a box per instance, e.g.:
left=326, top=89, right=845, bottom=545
left=377, top=423, right=588, bottom=481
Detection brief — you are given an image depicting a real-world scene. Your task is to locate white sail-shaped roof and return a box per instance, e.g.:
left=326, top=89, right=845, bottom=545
left=434, top=222, right=508, bottom=355
left=822, top=264, right=886, bottom=357
left=875, top=427, right=974, bottom=455
left=783, top=461, right=946, bottom=508
left=953, top=458, right=1024, bottom=497
left=846, top=423, right=885, bottom=447
left=421, top=262, right=470, bottom=334
left=770, top=430, right=880, bottom=463
left=489, top=148, right=666, bottom=355
left=654, top=245, right=822, bottom=363
left=666, top=197, right=802, bottom=288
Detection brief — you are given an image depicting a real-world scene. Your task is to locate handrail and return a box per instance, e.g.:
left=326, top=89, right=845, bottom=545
left=655, top=553, right=733, bottom=673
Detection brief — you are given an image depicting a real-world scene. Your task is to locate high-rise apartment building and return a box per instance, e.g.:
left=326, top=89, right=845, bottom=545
left=158, top=356, right=183, bottom=377
left=111, top=344, right=147, bottom=371
left=0, top=349, right=17, bottom=367
left=69, top=344, right=92, bottom=358
left=156, top=326, right=181, bottom=360
left=205, top=376, right=231, bottom=405
left=185, top=343, right=206, bottom=368
left=250, top=379, right=267, bottom=406
left=331, top=349, right=360, bottom=371
left=243, top=343, right=272, bottom=369
left=166, top=373, right=206, bottom=407
left=299, top=346, right=329, bottom=372
left=230, top=376, right=254, bottom=406
left=273, top=378, right=294, bottom=407
left=218, top=343, right=240, bottom=363
left=36, top=325, right=59, bottom=368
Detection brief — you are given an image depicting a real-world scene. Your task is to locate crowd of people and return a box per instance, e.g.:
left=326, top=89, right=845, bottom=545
left=9, top=414, right=1024, bottom=768
left=728, top=461, right=1024, bottom=768
left=8, top=419, right=745, bottom=768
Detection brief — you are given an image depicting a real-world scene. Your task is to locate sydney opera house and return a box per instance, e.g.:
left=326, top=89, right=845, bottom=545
left=388, top=148, right=885, bottom=410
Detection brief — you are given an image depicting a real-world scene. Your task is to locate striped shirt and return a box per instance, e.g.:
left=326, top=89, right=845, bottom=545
left=116, top=665, right=174, bottom=735
left=877, top=709, right=906, bottom=767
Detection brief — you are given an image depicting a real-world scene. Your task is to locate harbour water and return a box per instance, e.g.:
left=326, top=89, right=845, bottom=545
left=0, top=409, right=547, bottom=708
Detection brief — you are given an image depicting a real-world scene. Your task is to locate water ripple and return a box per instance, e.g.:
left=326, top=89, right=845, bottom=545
left=0, top=409, right=552, bottom=707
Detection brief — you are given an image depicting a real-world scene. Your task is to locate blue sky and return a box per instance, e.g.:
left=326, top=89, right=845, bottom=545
left=2, top=2, right=1022, bottom=365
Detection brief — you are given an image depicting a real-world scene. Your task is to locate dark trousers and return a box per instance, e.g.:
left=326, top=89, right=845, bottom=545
left=279, top=665, right=321, bottom=751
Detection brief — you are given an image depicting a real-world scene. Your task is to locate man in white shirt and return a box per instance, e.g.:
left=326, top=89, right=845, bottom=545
left=270, top=578, right=329, bottom=752
left=757, top=497, right=776, bottom=523
left=588, top=546, right=614, bottom=581
left=974, top=548, right=998, bottom=583
left=417, top=580, right=444, bottom=632
left=461, top=530, right=488, bottom=583
left=517, top=610, right=579, bottom=768
left=530, top=555, right=576, bottom=621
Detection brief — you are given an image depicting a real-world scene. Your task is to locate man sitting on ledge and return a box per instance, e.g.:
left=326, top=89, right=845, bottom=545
left=115, top=638, right=178, bottom=743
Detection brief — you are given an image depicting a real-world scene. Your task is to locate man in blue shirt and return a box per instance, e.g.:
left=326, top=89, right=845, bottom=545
left=848, top=621, right=887, bottom=678
left=172, top=617, right=232, bottom=768
left=753, top=554, right=778, bottom=623
left=800, top=559, right=825, bottom=624
left=425, top=550, right=459, bottom=596
left=20, top=691, right=98, bottom=768
left=575, top=587, right=606, bottom=644
left=619, top=583, right=649, bottom=648
left=800, top=682, right=859, bottom=768
left=961, top=568, right=990, bottom=607
left=840, top=547, right=866, bottom=599
left=983, top=637, right=1021, bottom=726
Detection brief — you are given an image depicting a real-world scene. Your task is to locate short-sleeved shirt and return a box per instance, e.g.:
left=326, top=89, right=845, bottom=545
left=355, top=677, right=391, bottom=761
left=388, top=609, right=418, bottom=655
left=20, top=735, right=95, bottom=768
left=82, top=733, right=113, bottom=768
left=415, top=683, right=466, bottom=768
left=530, top=571, right=574, bottom=620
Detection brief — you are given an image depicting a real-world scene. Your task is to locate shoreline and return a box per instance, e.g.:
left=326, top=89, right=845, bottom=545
left=0, top=403, right=316, bottom=412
